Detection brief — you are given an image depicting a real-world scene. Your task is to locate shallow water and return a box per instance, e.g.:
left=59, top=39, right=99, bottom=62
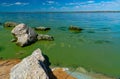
left=0, top=12, right=120, bottom=77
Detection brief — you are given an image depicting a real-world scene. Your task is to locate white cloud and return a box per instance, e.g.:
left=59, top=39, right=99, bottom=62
left=44, top=1, right=58, bottom=5
left=47, top=1, right=55, bottom=4
left=1, top=2, right=29, bottom=6
left=66, top=2, right=78, bottom=5
left=87, top=1, right=95, bottom=4
left=66, top=1, right=95, bottom=6
left=15, top=2, right=22, bottom=5
left=81, top=0, right=120, bottom=10
left=65, top=0, right=120, bottom=11
left=1, top=3, right=13, bottom=6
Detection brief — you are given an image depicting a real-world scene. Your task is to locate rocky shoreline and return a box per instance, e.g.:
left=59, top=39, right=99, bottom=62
left=0, top=59, right=116, bottom=79
left=0, top=48, right=116, bottom=79
left=0, top=48, right=76, bottom=79
left=0, top=59, right=75, bottom=79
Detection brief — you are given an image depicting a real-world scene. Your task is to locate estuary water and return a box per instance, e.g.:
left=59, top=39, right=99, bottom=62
left=0, top=12, right=120, bottom=77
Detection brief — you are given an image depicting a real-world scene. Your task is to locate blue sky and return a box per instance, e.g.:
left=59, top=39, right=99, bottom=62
left=0, top=0, right=120, bottom=12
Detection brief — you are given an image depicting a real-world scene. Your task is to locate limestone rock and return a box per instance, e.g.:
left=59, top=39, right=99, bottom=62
left=37, top=34, right=54, bottom=41
left=35, top=27, right=51, bottom=31
left=10, top=48, right=53, bottom=79
left=4, top=22, right=18, bottom=27
left=11, top=23, right=38, bottom=47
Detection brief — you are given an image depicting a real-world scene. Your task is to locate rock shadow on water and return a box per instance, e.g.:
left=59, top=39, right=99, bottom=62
left=42, top=54, right=51, bottom=66
left=40, top=54, right=57, bottom=79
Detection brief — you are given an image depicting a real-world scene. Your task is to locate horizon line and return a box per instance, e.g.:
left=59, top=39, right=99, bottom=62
left=1, top=11, right=120, bottom=13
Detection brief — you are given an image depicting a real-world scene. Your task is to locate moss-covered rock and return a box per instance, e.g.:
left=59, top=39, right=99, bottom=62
left=3, top=22, right=18, bottom=27
left=37, top=34, right=54, bottom=41
left=34, top=26, right=51, bottom=31
left=69, top=26, right=83, bottom=32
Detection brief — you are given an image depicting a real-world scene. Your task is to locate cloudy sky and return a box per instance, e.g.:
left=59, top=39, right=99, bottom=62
left=0, top=0, right=120, bottom=12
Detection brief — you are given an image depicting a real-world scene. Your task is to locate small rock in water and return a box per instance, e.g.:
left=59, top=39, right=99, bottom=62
left=3, top=22, right=18, bottom=27
left=34, top=26, right=51, bottom=31
left=37, top=34, right=54, bottom=41
left=69, top=25, right=83, bottom=32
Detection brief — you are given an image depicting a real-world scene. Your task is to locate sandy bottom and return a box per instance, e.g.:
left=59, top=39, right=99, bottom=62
left=0, top=59, right=21, bottom=79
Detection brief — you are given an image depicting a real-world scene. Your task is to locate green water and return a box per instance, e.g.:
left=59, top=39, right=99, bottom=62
left=0, top=13, right=120, bottom=77
left=0, top=27, right=120, bottom=77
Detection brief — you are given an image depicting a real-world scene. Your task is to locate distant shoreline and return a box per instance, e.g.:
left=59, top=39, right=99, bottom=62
left=1, top=11, right=120, bottom=14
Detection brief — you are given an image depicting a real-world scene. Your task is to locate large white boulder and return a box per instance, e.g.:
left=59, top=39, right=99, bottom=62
left=11, top=23, right=38, bottom=47
left=10, top=48, right=52, bottom=79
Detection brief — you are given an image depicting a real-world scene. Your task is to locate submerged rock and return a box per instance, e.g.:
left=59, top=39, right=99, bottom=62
left=69, top=26, right=83, bottom=32
left=10, top=48, right=56, bottom=79
left=11, top=23, right=38, bottom=47
left=3, top=22, right=18, bottom=27
left=34, top=27, right=51, bottom=31
left=37, top=34, right=54, bottom=41
left=0, top=22, right=3, bottom=25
